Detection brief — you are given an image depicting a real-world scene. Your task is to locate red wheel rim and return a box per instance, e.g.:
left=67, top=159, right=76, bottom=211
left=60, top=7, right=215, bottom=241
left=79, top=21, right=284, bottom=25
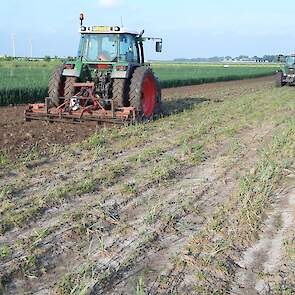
left=141, top=74, right=156, bottom=117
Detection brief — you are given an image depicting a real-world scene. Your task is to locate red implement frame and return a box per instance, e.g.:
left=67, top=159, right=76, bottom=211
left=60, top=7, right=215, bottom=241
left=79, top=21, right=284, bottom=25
left=24, top=82, right=137, bottom=125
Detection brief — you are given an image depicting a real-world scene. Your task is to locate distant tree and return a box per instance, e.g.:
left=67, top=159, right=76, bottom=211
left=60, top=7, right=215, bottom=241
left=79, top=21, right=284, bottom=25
left=4, top=56, right=13, bottom=61
left=238, top=55, right=249, bottom=60
left=273, top=55, right=283, bottom=63
left=207, top=56, right=221, bottom=62
left=173, top=54, right=282, bottom=63
left=262, top=55, right=277, bottom=63
left=174, top=58, right=188, bottom=62
left=44, top=55, right=51, bottom=62
left=252, top=56, right=262, bottom=62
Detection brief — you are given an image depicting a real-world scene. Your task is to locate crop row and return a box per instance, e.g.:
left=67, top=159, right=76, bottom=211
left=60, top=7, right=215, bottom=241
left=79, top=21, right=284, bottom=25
left=0, top=66, right=52, bottom=106
left=0, top=62, right=278, bottom=106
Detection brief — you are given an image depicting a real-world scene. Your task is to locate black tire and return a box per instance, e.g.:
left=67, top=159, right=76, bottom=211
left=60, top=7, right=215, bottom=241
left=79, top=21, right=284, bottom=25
left=275, top=72, right=284, bottom=88
left=48, top=65, right=65, bottom=107
left=129, top=67, right=157, bottom=121
left=112, top=79, right=128, bottom=108
left=64, top=76, right=77, bottom=98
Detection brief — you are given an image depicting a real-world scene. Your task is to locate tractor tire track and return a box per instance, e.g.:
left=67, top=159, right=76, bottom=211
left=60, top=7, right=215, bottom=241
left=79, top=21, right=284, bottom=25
left=230, top=185, right=295, bottom=295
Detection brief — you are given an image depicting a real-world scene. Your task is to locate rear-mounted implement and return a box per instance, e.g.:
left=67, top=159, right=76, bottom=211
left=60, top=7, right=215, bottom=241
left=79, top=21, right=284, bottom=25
left=24, top=82, right=136, bottom=125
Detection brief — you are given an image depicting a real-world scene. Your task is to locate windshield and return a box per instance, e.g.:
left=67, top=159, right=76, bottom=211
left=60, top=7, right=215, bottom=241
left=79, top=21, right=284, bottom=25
left=286, top=56, right=295, bottom=66
left=78, top=33, right=139, bottom=62
left=78, top=34, right=118, bottom=62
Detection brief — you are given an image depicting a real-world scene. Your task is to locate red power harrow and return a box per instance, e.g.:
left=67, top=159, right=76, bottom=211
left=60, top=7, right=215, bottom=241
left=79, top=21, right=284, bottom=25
left=24, top=82, right=137, bottom=125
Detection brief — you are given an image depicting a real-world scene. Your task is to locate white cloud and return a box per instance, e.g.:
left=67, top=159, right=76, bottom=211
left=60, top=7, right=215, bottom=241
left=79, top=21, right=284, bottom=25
left=98, top=0, right=122, bottom=8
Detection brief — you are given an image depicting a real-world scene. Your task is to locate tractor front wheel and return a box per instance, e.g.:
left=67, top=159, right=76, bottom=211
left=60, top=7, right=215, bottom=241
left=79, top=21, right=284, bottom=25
left=129, top=67, right=159, bottom=121
left=275, top=72, right=284, bottom=88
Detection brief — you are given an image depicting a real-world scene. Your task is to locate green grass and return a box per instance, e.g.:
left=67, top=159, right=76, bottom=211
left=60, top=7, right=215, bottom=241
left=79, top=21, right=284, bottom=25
left=0, top=60, right=278, bottom=106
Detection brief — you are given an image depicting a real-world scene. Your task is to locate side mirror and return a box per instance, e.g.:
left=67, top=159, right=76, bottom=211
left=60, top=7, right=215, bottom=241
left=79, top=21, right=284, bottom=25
left=156, top=41, right=162, bottom=53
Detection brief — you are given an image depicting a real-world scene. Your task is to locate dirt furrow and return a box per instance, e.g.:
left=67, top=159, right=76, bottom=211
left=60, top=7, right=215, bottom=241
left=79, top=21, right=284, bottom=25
left=231, top=184, right=295, bottom=295
left=61, top=125, right=274, bottom=295
left=1, top=123, right=272, bottom=294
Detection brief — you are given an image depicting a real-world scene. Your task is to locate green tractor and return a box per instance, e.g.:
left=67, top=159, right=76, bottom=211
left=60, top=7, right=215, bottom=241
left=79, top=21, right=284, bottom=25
left=25, top=13, right=163, bottom=124
left=276, top=54, right=295, bottom=87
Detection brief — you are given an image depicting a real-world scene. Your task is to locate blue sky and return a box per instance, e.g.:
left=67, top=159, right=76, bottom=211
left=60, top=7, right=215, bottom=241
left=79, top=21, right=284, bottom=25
left=1, top=0, right=295, bottom=60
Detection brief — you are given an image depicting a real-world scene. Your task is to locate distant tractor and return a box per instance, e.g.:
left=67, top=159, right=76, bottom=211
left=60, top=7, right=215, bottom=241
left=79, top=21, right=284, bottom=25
left=25, top=13, right=163, bottom=124
left=276, top=54, right=295, bottom=87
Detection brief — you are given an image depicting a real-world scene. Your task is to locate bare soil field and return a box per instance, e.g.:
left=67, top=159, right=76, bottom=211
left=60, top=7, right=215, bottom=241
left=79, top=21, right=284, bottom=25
left=1, top=76, right=295, bottom=294
left=0, top=76, right=272, bottom=159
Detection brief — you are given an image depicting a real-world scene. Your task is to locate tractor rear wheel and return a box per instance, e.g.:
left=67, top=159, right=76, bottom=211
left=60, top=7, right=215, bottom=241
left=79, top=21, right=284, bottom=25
left=275, top=72, right=284, bottom=87
left=129, top=67, right=158, bottom=121
left=64, top=76, right=77, bottom=98
left=154, top=77, right=162, bottom=116
left=112, top=79, right=128, bottom=108
left=48, top=65, right=65, bottom=107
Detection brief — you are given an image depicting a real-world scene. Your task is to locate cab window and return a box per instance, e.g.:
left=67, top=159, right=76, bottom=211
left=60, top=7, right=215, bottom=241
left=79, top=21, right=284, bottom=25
left=119, top=34, right=138, bottom=62
left=286, top=56, right=295, bottom=66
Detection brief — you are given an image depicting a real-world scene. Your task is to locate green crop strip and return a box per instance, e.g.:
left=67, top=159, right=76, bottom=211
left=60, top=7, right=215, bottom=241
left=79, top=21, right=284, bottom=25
left=0, top=60, right=278, bottom=106
left=0, top=60, right=58, bottom=106
left=153, top=64, right=278, bottom=88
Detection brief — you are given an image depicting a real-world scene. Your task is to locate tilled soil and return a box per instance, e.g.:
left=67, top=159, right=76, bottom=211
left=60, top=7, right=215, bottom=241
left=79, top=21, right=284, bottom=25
left=1, top=76, right=294, bottom=295
left=0, top=76, right=272, bottom=159
left=0, top=106, right=95, bottom=159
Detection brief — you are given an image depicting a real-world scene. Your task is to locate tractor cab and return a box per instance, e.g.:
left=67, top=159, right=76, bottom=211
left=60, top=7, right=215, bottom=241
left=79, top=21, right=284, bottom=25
left=62, top=24, right=163, bottom=82
left=78, top=28, right=141, bottom=64
left=286, top=55, right=295, bottom=67
left=276, top=54, right=295, bottom=87
left=76, top=25, right=162, bottom=65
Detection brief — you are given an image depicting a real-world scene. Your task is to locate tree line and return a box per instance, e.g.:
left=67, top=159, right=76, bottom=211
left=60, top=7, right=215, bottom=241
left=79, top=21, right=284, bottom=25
left=174, top=55, right=281, bottom=63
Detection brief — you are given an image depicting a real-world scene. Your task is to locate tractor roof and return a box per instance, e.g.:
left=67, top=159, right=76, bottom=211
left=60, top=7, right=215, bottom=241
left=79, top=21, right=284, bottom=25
left=79, top=26, right=139, bottom=35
